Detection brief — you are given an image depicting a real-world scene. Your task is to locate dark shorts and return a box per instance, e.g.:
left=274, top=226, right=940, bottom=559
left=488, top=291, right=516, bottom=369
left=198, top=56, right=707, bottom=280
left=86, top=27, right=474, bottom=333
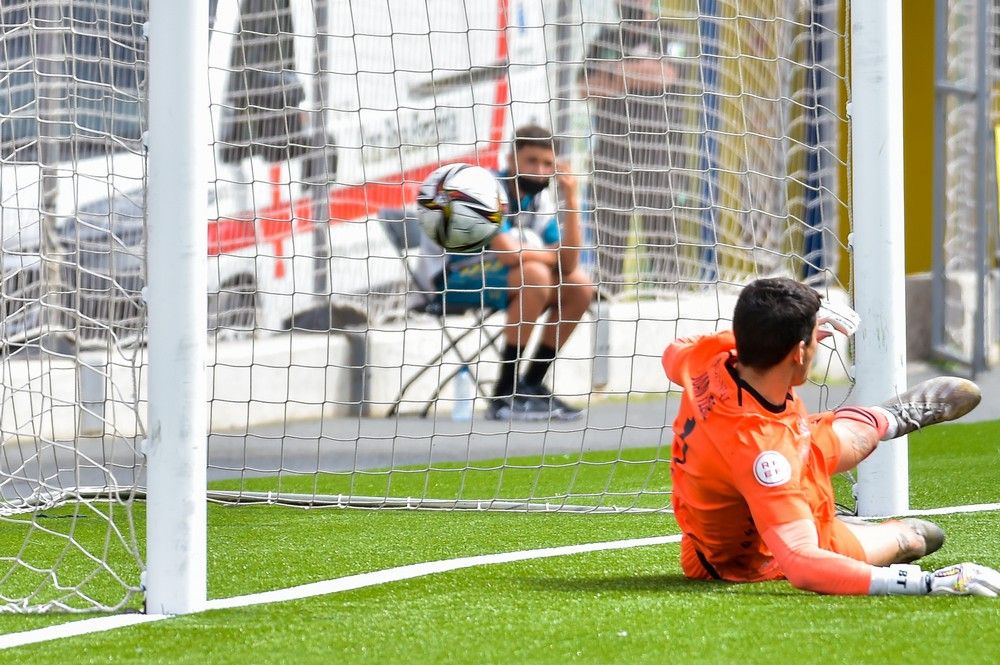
left=434, top=264, right=511, bottom=311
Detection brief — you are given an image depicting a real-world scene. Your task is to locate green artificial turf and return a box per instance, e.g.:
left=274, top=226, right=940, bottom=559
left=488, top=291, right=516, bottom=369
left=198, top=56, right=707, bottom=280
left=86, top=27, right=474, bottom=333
left=0, top=420, right=998, bottom=663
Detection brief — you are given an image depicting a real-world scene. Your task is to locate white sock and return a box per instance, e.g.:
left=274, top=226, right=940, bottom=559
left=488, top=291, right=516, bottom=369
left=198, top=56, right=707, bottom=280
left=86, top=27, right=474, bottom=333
left=871, top=405, right=898, bottom=440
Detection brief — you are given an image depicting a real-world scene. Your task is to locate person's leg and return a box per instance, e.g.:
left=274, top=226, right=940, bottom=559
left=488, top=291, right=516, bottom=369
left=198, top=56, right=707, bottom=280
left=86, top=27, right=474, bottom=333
left=811, top=413, right=934, bottom=567
left=828, top=407, right=888, bottom=473
left=541, top=268, right=595, bottom=352
left=504, top=260, right=556, bottom=348
left=825, top=376, right=982, bottom=474
left=812, top=402, right=951, bottom=566
left=837, top=517, right=945, bottom=566
left=522, top=268, right=594, bottom=388
left=488, top=261, right=562, bottom=421
left=493, top=260, right=554, bottom=400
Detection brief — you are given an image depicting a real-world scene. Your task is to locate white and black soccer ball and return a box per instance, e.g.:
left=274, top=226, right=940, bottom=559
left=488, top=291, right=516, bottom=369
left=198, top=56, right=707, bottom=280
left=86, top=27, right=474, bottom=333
left=416, top=164, right=508, bottom=253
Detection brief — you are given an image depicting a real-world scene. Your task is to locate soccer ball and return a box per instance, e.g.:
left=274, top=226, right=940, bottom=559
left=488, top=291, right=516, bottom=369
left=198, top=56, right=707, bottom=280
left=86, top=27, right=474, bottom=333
left=416, top=164, right=508, bottom=253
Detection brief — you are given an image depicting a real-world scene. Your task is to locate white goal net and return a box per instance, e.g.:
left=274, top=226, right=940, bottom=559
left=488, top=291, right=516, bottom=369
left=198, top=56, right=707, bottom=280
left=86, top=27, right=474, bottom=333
left=0, top=0, right=851, bottom=612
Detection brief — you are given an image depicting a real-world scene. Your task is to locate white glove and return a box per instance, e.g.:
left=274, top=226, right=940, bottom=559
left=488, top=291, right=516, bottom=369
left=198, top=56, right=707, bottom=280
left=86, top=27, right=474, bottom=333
left=817, top=300, right=861, bottom=340
left=928, top=563, right=1000, bottom=597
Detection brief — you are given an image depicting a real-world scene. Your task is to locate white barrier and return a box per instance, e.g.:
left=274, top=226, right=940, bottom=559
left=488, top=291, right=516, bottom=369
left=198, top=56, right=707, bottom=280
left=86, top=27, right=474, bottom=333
left=0, top=292, right=854, bottom=441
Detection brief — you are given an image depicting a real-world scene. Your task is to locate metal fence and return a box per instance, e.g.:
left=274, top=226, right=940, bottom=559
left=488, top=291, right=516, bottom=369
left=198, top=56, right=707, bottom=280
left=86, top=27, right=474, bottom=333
left=931, top=0, right=1000, bottom=374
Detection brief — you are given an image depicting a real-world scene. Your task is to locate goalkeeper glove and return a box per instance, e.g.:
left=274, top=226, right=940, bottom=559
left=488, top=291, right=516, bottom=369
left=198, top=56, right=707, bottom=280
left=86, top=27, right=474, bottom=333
left=875, top=562, right=1000, bottom=596
left=817, top=299, right=861, bottom=340
left=928, top=563, right=1000, bottom=597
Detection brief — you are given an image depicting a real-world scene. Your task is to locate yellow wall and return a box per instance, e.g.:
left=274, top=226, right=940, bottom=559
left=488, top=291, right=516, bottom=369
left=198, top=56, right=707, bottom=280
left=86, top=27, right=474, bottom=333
left=902, top=1, right=936, bottom=274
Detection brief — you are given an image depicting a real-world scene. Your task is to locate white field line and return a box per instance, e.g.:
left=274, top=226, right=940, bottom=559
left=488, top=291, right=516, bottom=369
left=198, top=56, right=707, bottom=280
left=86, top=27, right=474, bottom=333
left=0, top=534, right=680, bottom=650
left=892, top=502, right=1000, bottom=518
left=205, top=534, right=682, bottom=611
left=0, top=614, right=163, bottom=650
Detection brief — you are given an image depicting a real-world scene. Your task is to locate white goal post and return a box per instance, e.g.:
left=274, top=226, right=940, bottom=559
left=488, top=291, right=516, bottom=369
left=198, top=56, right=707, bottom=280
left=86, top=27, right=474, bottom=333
left=0, top=0, right=911, bottom=615
left=849, top=0, right=909, bottom=518
left=145, top=0, right=209, bottom=615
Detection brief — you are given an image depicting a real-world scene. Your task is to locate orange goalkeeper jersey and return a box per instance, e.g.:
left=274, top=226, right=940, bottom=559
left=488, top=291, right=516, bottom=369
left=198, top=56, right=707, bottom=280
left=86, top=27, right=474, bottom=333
left=663, top=332, right=846, bottom=582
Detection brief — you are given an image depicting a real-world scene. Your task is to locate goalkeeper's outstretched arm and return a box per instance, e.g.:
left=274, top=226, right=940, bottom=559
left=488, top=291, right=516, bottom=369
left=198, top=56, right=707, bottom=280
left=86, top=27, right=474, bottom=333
left=763, top=520, right=1000, bottom=596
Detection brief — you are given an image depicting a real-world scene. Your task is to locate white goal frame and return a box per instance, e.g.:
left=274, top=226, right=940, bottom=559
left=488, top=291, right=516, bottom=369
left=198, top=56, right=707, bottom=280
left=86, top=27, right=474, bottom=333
left=141, top=0, right=909, bottom=615
left=849, top=0, right=909, bottom=518
left=146, top=0, right=209, bottom=614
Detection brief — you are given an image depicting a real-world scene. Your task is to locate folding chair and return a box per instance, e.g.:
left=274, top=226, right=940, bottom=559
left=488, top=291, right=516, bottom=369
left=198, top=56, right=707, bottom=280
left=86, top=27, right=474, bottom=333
left=378, top=208, right=505, bottom=418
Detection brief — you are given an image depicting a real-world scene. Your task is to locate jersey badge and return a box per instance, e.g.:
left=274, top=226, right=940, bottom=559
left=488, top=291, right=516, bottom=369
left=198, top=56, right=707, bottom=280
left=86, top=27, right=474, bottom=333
left=753, top=451, right=792, bottom=487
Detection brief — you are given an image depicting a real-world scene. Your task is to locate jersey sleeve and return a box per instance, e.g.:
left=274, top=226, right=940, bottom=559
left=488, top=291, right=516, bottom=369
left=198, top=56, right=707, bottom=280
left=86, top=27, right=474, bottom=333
left=661, top=336, right=702, bottom=386
left=725, top=421, right=814, bottom=533
left=763, top=520, right=873, bottom=595
left=660, top=335, right=722, bottom=387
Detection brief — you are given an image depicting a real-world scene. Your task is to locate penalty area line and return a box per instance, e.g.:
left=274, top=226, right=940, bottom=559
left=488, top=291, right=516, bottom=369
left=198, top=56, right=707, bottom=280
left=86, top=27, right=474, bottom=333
left=0, top=534, right=681, bottom=651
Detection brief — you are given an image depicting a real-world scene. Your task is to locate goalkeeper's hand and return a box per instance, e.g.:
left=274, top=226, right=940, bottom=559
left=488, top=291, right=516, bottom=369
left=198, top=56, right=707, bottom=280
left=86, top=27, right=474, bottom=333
left=928, top=563, right=1000, bottom=597
left=816, top=300, right=861, bottom=340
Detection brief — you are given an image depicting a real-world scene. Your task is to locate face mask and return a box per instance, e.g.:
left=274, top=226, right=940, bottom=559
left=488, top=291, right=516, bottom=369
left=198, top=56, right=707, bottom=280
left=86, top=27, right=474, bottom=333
left=516, top=175, right=550, bottom=196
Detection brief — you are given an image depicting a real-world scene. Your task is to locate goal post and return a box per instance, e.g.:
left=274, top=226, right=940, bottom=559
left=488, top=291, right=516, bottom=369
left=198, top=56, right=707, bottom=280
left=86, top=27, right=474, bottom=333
left=145, top=0, right=209, bottom=614
left=849, top=0, right=909, bottom=517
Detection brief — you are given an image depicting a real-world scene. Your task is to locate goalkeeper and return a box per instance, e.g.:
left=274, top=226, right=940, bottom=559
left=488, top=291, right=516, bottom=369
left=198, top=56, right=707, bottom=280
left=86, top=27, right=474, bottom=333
left=662, top=277, right=999, bottom=596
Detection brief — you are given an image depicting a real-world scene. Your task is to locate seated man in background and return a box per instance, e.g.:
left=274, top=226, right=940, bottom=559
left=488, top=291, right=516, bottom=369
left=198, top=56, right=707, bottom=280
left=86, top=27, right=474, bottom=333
left=428, top=124, right=593, bottom=421
left=663, top=276, right=1000, bottom=596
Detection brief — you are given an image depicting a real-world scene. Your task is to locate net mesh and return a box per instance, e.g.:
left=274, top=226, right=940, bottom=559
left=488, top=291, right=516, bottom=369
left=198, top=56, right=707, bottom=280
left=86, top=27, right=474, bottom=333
left=0, top=0, right=146, bottom=612
left=0, top=0, right=851, bottom=612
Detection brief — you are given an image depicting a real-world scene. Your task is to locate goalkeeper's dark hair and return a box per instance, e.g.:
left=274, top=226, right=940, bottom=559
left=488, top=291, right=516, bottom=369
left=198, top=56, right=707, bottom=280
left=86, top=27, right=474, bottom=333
left=733, top=277, right=821, bottom=370
left=512, top=124, right=555, bottom=155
